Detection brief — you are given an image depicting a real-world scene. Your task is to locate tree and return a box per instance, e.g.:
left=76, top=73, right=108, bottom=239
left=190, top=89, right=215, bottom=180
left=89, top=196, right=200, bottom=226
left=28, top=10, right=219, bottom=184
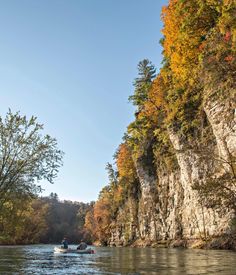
left=116, top=143, right=136, bottom=182
left=0, top=110, right=64, bottom=207
left=93, top=196, right=111, bottom=245
left=0, top=195, right=49, bottom=244
left=161, top=0, right=219, bottom=86
left=193, top=148, right=236, bottom=213
left=129, top=59, right=156, bottom=111
left=105, top=162, right=118, bottom=186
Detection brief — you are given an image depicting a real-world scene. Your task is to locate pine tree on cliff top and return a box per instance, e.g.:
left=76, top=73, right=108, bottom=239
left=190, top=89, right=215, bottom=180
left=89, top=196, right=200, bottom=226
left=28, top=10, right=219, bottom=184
left=129, top=59, right=156, bottom=111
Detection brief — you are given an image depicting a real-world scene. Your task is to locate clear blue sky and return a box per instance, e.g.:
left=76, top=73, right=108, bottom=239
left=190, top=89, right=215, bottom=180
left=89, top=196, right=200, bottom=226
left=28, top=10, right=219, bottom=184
left=0, top=0, right=167, bottom=202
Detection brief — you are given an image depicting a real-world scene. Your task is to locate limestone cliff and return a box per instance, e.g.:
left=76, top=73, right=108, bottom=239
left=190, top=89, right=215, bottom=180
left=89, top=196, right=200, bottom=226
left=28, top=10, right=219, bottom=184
left=109, top=91, right=236, bottom=247
left=86, top=1, right=236, bottom=250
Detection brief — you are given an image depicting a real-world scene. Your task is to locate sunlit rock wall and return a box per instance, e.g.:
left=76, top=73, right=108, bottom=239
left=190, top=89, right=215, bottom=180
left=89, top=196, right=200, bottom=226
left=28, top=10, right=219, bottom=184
left=109, top=90, right=236, bottom=246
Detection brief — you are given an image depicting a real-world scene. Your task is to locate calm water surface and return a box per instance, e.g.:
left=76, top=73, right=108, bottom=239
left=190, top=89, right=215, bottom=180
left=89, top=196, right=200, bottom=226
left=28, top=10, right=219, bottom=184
left=0, top=245, right=235, bottom=274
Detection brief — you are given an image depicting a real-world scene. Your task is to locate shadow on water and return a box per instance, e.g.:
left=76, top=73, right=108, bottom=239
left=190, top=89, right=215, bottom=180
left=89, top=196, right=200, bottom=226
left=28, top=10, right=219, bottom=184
left=0, top=245, right=236, bottom=274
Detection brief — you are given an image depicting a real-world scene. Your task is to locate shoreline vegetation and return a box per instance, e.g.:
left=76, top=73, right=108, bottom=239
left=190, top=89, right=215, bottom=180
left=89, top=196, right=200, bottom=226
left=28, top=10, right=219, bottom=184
left=92, top=235, right=236, bottom=251
left=0, top=192, right=93, bottom=246
left=1, top=234, right=236, bottom=252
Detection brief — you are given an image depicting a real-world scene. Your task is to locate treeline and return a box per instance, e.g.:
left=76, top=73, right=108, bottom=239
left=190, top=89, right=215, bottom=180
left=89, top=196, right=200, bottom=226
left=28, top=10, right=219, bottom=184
left=84, top=0, right=236, bottom=245
left=0, top=192, right=93, bottom=245
left=0, top=110, right=92, bottom=245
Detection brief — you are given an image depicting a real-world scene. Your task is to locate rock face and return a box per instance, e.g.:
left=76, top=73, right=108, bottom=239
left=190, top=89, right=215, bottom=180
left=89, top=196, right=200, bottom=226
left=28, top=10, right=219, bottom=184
left=204, top=91, right=236, bottom=163
left=109, top=93, right=236, bottom=247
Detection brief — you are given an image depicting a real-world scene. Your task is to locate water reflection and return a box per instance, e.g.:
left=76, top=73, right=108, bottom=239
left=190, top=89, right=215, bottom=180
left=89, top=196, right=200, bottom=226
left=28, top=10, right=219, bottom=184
left=0, top=245, right=235, bottom=274
left=0, top=245, right=26, bottom=273
left=94, top=247, right=236, bottom=275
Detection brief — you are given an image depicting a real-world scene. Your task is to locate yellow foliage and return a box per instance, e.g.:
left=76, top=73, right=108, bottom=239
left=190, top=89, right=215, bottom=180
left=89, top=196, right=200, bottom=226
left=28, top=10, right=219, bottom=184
left=93, top=197, right=111, bottom=243
left=142, top=70, right=170, bottom=121
left=116, top=143, right=136, bottom=181
left=162, top=0, right=219, bottom=86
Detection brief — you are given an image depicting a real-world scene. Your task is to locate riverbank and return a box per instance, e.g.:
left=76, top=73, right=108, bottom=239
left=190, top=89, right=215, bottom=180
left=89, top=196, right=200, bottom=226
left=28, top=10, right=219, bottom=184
left=134, top=236, right=236, bottom=251
left=1, top=234, right=236, bottom=251
left=107, top=234, right=236, bottom=251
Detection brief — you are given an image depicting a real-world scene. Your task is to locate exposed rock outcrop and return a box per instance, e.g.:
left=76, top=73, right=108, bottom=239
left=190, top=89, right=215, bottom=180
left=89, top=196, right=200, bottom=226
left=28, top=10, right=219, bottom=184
left=109, top=93, right=236, bottom=247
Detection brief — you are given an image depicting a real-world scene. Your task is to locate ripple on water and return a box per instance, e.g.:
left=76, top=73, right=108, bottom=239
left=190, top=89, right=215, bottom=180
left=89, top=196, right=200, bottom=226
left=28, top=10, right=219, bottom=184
left=0, top=245, right=236, bottom=275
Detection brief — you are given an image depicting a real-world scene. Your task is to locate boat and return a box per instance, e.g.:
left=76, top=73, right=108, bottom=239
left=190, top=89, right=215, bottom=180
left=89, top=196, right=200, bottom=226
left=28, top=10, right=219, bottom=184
left=54, top=247, right=95, bottom=254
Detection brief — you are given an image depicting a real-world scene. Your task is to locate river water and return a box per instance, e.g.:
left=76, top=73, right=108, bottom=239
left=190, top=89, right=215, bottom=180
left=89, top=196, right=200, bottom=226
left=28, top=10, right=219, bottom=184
left=0, top=245, right=235, bottom=274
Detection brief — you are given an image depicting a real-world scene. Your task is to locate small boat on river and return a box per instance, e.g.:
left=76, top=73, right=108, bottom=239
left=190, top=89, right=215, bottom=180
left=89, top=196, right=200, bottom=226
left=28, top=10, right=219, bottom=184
left=54, top=247, right=95, bottom=254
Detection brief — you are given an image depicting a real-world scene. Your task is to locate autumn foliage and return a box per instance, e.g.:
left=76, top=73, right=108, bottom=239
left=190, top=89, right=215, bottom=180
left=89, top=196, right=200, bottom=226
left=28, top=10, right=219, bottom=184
left=116, top=143, right=136, bottom=181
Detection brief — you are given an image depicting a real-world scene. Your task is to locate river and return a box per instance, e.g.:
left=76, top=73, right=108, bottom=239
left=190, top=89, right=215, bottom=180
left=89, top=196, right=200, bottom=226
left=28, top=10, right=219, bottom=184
left=0, top=245, right=235, bottom=274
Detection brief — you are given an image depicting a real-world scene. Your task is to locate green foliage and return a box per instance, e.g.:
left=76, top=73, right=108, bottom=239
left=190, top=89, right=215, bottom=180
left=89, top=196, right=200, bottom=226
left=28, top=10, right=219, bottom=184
left=0, top=111, right=66, bottom=244
left=153, top=128, right=178, bottom=172
left=40, top=195, right=92, bottom=243
left=129, top=59, right=156, bottom=111
left=0, top=110, right=64, bottom=207
left=0, top=110, right=93, bottom=245
left=0, top=194, right=92, bottom=244
left=0, top=195, right=48, bottom=244
left=105, top=162, right=118, bottom=186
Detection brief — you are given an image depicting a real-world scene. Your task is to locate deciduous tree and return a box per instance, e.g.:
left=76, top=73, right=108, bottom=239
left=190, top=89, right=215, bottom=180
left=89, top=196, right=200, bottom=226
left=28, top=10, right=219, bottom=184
left=0, top=110, right=64, bottom=207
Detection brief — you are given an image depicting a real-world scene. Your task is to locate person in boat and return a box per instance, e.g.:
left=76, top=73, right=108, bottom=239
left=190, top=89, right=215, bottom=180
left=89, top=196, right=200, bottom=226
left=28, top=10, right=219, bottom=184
left=61, top=237, right=68, bottom=249
left=77, top=239, right=87, bottom=250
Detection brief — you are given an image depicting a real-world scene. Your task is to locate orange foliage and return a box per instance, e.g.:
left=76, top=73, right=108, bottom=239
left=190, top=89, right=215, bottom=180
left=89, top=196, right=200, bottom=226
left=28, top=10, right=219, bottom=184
left=142, top=70, right=169, bottom=121
left=84, top=208, right=96, bottom=238
left=218, top=0, right=236, bottom=46
left=93, top=197, right=111, bottom=244
left=224, top=31, right=231, bottom=42
left=116, top=143, right=136, bottom=181
left=224, top=55, right=235, bottom=62
left=162, top=0, right=218, bottom=86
